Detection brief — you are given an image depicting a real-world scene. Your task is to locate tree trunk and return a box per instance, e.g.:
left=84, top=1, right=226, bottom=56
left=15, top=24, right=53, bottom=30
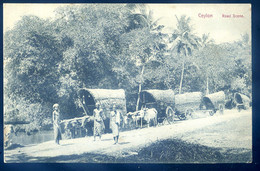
left=206, top=73, right=209, bottom=95
left=179, top=60, right=185, bottom=94
left=136, top=65, right=145, bottom=111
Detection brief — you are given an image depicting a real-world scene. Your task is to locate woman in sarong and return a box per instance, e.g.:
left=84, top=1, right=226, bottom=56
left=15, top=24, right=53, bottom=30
left=93, top=102, right=104, bottom=141
left=110, top=104, right=121, bottom=144
left=53, top=104, right=62, bottom=144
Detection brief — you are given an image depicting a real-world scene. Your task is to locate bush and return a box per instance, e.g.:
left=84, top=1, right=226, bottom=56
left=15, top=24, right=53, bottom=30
left=4, top=96, right=53, bottom=134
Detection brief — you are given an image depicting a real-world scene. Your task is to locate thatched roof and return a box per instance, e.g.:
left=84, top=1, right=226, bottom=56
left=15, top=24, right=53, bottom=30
left=78, top=88, right=126, bottom=100
left=175, top=92, right=202, bottom=105
left=202, top=91, right=225, bottom=109
left=78, top=88, right=127, bottom=115
left=205, top=91, right=225, bottom=105
left=234, top=93, right=250, bottom=105
left=141, top=89, right=175, bottom=104
left=175, top=92, right=202, bottom=112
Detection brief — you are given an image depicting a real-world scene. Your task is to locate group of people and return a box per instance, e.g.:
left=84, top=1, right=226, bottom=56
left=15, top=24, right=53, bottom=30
left=52, top=102, right=121, bottom=145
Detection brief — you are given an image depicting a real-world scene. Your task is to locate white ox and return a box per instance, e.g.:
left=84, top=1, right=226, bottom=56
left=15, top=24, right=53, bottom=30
left=126, top=108, right=158, bottom=128
left=142, top=108, right=158, bottom=127
left=125, top=111, right=140, bottom=128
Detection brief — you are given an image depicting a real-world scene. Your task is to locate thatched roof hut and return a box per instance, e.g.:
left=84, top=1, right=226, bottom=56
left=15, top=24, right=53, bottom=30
left=234, top=93, right=250, bottom=106
left=202, top=91, right=225, bottom=110
left=78, top=88, right=127, bottom=118
left=175, top=92, right=203, bottom=113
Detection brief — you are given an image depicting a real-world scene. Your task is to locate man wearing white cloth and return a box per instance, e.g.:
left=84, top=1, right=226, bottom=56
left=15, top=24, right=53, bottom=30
left=110, top=104, right=121, bottom=144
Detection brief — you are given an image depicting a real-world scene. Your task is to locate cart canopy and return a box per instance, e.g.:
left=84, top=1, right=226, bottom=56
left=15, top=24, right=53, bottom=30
left=175, top=92, right=203, bottom=113
left=234, top=93, right=250, bottom=105
left=202, top=91, right=225, bottom=110
left=78, top=88, right=127, bottom=118
left=140, top=89, right=175, bottom=107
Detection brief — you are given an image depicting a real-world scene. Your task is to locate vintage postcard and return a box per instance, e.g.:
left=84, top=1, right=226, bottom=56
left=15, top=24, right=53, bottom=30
left=3, top=3, right=252, bottom=163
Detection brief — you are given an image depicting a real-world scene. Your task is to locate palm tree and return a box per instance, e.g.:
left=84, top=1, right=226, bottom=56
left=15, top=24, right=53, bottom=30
left=201, top=33, right=215, bottom=48
left=200, top=33, right=215, bottom=95
left=126, top=5, right=166, bottom=111
left=171, top=15, right=200, bottom=94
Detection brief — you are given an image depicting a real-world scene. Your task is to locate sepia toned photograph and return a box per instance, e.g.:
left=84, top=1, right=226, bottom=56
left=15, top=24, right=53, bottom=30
left=3, top=3, right=252, bottom=163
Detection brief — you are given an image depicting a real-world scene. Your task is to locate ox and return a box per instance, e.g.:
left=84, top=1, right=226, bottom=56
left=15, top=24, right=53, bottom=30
left=125, top=111, right=140, bottom=129
left=142, top=108, right=158, bottom=127
left=126, top=108, right=158, bottom=128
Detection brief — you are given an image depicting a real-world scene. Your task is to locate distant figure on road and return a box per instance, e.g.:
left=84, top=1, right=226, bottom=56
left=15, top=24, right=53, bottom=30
left=93, top=102, right=105, bottom=141
left=53, top=103, right=62, bottom=145
left=110, top=104, right=121, bottom=144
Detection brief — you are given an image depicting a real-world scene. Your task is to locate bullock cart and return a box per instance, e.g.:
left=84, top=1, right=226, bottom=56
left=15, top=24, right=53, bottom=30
left=202, top=91, right=225, bottom=115
left=234, top=93, right=251, bottom=112
left=139, top=89, right=175, bottom=124
left=61, top=88, right=127, bottom=138
left=78, top=88, right=127, bottom=133
left=175, top=92, right=203, bottom=120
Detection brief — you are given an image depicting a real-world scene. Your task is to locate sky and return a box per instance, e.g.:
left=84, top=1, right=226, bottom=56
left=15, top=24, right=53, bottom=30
left=3, top=3, right=251, bottom=44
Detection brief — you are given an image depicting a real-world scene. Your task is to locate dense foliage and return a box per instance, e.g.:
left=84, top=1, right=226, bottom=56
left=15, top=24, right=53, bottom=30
left=4, top=4, right=251, bottom=132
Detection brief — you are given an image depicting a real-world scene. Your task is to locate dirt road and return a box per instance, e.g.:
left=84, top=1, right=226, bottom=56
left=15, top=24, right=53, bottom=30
left=4, top=109, right=252, bottom=163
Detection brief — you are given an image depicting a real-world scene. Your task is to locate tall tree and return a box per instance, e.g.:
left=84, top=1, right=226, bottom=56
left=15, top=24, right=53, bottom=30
left=200, top=33, right=215, bottom=94
left=195, top=44, right=232, bottom=92
left=229, top=33, right=251, bottom=96
left=53, top=4, right=132, bottom=114
left=4, top=15, right=67, bottom=131
left=170, top=15, right=200, bottom=94
left=123, top=5, right=167, bottom=110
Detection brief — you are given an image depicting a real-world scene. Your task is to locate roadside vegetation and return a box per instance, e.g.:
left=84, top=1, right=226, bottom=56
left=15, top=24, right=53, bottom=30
left=4, top=4, right=251, bottom=134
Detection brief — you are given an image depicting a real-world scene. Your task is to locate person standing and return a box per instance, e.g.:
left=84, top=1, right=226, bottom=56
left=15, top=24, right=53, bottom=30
left=93, top=102, right=104, bottom=141
left=53, top=104, right=62, bottom=145
left=110, top=104, right=121, bottom=144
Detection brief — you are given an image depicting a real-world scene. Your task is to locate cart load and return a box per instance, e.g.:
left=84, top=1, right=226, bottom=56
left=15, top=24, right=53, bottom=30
left=234, top=93, right=250, bottom=111
left=139, top=89, right=175, bottom=123
left=202, top=91, right=225, bottom=115
left=175, top=92, right=203, bottom=120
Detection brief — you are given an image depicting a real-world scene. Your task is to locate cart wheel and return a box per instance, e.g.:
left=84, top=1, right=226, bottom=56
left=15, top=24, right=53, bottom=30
left=166, top=106, right=175, bottom=123
left=162, top=118, right=169, bottom=125
left=209, top=110, right=214, bottom=116
left=185, top=109, right=194, bottom=119
left=238, top=106, right=241, bottom=112
left=178, top=114, right=186, bottom=120
left=236, top=104, right=241, bottom=112
left=244, top=103, right=250, bottom=110
left=219, top=104, right=224, bottom=114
